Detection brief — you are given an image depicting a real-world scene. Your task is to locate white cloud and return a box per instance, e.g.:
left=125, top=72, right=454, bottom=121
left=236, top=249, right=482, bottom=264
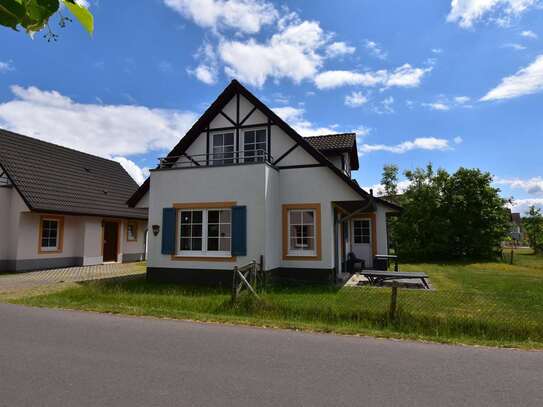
left=359, top=137, right=452, bottom=155
left=454, top=96, right=471, bottom=104
left=365, top=180, right=412, bottom=196
left=495, top=176, right=543, bottom=195
left=374, top=96, right=395, bottom=114
left=447, top=0, right=540, bottom=28
left=344, top=91, right=368, bottom=107
left=113, top=157, right=150, bottom=185
left=219, top=20, right=327, bottom=87
left=163, top=0, right=278, bottom=34
left=432, top=48, right=444, bottom=54
left=364, top=39, right=387, bottom=60
left=454, top=136, right=464, bottom=144
left=315, top=64, right=431, bottom=90
left=353, top=125, right=371, bottom=137
left=0, top=85, right=197, bottom=160
left=192, top=65, right=218, bottom=85
left=521, top=30, right=538, bottom=38
left=0, top=61, right=14, bottom=73
left=502, top=42, right=527, bottom=50
left=509, top=198, right=543, bottom=213
left=272, top=106, right=339, bottom=137
left=481, top=54, right=543, bottom=101
left=423, top=102, right=450, bottom=111
left=188, top=42, right=219, bottom=85
left=326, top=41, right=356, bottom=58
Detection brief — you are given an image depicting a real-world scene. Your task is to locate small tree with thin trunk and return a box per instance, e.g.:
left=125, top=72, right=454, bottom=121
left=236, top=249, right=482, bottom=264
left=523, top=206, right=543, bottom=254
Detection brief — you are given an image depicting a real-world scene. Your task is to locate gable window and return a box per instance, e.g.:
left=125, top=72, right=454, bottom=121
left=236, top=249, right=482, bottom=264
left=243, top=129, right=267, bottom=162
left=39, top=216, right=63, bottom=253
left=127, top=221, right=138, bottom=242
left=212, top=132, right=234, bottom=165
left=178, top=207, right=232, bottom=257
left=353, top=220, right=371, bottom=244
left=282, top=204, right=321, bottom=260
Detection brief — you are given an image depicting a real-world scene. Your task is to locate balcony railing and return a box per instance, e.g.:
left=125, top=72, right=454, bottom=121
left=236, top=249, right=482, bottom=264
left=158, top=149, right=273, bottom=169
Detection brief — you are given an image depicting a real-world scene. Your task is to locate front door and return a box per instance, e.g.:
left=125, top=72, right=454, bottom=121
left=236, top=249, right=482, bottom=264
left=351, top=219, right=372, bottom=268
left=103, top=222, right=119, bottom=262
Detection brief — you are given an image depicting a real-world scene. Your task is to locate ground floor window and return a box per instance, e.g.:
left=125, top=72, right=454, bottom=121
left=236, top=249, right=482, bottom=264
left=282, top=204, right=321, bottom=260
left=39, top=216, right=63, bottom=253
left=178, top=208, right=231, bottom=256
left=353, top=219, right=371, bottom=244
left=126, top=221, right=138, bottom=241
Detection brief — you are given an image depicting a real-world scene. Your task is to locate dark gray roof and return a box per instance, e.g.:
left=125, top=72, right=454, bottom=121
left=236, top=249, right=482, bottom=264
left=305, top=133, right=356, bottom=152
left=0, top=129, right=147, bottom=219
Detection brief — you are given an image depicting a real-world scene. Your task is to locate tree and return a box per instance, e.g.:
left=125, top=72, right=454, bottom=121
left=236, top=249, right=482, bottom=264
left=393, top=165, right=510, bottom=261
left=0, top=0, right=93, bottom=40
left=523, top=206, right=543, bottom=254
left=381, top=164, right=399, bottom=197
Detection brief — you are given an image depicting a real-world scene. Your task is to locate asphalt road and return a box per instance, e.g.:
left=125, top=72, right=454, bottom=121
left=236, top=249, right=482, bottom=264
left=1, top=304, right=542, bottom=407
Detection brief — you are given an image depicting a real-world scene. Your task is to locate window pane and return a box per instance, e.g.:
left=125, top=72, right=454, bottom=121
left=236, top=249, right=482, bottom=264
left=192, top=238, right=202, bottom=251
left=256, top=130, right=266, bottom=143
left=220, top=224, right=231, bottom=238
left=289, top=211, right=302, bottom=225
left=289, top=238, right=299, bottom=251
left=180, top=238, right=191, bottom=251
left=302, top=211, right=314, bottom=224
left=180, top=211, right=192, bottom=224
left=208, top=210, right=220, bottom=223
left=304, top=225, right=314, bottom=238
left=290, top=225, right=302, bottom=238
left=180, top=225, right=191, bottom=237
left=192, top=211, right=203, bottom=223
left=213, top=134, right=222, bottom=145
left=192, top=225, right=202, bottom=237
left=245, top=131, right=254, bottom=144
left=305, top=237, right=314, bottom=250
left=208, top=238, right=219, bottom=251
left=208, top=224, right=219, bottom=237
left=219, top=209, right=231, bottom=223
left=220, top=238, right=231, bottom=251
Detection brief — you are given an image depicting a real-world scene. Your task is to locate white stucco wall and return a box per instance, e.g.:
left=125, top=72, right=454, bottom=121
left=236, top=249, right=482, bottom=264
left=148, top=163, right=271, bottom=270
left=122, top=219, right=148, bottom=258
left=0, top=187, right=12, bottom=259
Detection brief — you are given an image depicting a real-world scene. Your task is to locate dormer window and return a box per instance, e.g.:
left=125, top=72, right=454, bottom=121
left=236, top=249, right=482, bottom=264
left=211, top=132, right=235, bottom=165
left=243, top=129, right=267, bottom=162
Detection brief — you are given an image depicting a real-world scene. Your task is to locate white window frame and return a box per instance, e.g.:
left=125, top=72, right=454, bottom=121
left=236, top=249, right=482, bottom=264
left=242, top=128, right=267, bottom=163
left=353, top=219, right=371, bottom=245
left=287, top=209, right=316, bottom=257
left=177, top=208, right=232, bottom=257
left=40, top=218, right=60, bottom=252
left=211, top=131, right=235, bottom=166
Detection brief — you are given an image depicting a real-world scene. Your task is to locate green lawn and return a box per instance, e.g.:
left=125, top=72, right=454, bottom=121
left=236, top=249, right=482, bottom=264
left=12, top=249, right=543, bottom=349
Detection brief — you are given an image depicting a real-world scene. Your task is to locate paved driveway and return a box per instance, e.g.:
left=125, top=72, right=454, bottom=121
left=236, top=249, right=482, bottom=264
left=0, top=263, right=145, bottom=295
left=0, top=303, right=542, bottom=407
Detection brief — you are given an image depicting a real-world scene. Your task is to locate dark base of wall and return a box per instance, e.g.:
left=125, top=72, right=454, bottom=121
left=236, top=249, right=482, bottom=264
left=147, top=267, right=334, bottom=286
left=1, top=257, right=83, bottom=273
left=122, top=253, right=145, bottom=263
left=267, top=268, right=334, bottom=284
left=147, top=267, right=233, bottom=286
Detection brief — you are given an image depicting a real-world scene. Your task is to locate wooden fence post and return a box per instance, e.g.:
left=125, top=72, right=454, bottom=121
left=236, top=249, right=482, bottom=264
left=389, top=282, right=398, bottom=320
left=231, top=266, right=238, bottom=303
left=510, top=249, right=514, bottom=265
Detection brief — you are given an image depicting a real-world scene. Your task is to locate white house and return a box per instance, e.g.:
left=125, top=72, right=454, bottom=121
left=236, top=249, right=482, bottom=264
left=128, top=80, right=400, bottom=284
left=0, top=129, right=148, bottom=273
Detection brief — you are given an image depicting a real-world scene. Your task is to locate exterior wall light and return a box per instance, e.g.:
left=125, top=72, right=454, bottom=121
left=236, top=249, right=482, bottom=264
left=152, top=224, right=160, bottom=236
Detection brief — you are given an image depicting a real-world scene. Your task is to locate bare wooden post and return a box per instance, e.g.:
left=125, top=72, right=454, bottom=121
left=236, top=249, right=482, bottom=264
left=389, top=282, right=398, bottom=320
left=510, top=249, right=514, bottom=265
left=231, top=266, right=238, bottom=303
left=259, top=255, right=265, bottom=291
left=394, top=259, right=399, bottom=272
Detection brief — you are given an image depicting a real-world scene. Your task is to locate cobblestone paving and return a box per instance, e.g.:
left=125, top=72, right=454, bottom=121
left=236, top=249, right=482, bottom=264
left=0, top=263, right=145, bottom=295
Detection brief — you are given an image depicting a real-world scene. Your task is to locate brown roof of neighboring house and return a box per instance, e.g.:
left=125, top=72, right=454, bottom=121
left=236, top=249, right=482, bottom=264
left=0, top=128, right=147, bottom=220
left=305, top=133, right=359, bottom=170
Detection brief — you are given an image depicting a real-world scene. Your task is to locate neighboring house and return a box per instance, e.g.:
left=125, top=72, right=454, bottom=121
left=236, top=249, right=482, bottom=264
left=0, top=129, right=148, bottom=273
left=509, top=212, right=525, bottom=246
left=128, top=80, right=400, bottom=284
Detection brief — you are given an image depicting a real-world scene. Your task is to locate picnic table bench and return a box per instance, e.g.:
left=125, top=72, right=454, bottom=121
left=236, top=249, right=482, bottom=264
left=360, top=270, right=430, bottom=289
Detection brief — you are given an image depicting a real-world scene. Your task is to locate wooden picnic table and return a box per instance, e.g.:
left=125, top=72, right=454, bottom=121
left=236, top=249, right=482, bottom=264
left=360, top=270, right=430, bottom=289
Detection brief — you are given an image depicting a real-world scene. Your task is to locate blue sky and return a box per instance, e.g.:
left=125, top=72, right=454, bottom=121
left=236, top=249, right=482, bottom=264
left=0, top=0, right=542, bottom=213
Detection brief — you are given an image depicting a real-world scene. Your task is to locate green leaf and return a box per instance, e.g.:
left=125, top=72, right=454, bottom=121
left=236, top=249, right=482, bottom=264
left=62, top=0, right=92, bottom=35
left=0, top=0, right=25, bottom=29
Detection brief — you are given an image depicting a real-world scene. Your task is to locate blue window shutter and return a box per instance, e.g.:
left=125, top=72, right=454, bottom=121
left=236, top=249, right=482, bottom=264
left=231, top=206, right=247, bottom=256
left=161, top=208, right=176, bottom=255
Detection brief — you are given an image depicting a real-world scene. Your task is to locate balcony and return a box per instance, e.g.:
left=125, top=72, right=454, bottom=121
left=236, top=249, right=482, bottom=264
left=158, top=149, right=273, bottom=170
